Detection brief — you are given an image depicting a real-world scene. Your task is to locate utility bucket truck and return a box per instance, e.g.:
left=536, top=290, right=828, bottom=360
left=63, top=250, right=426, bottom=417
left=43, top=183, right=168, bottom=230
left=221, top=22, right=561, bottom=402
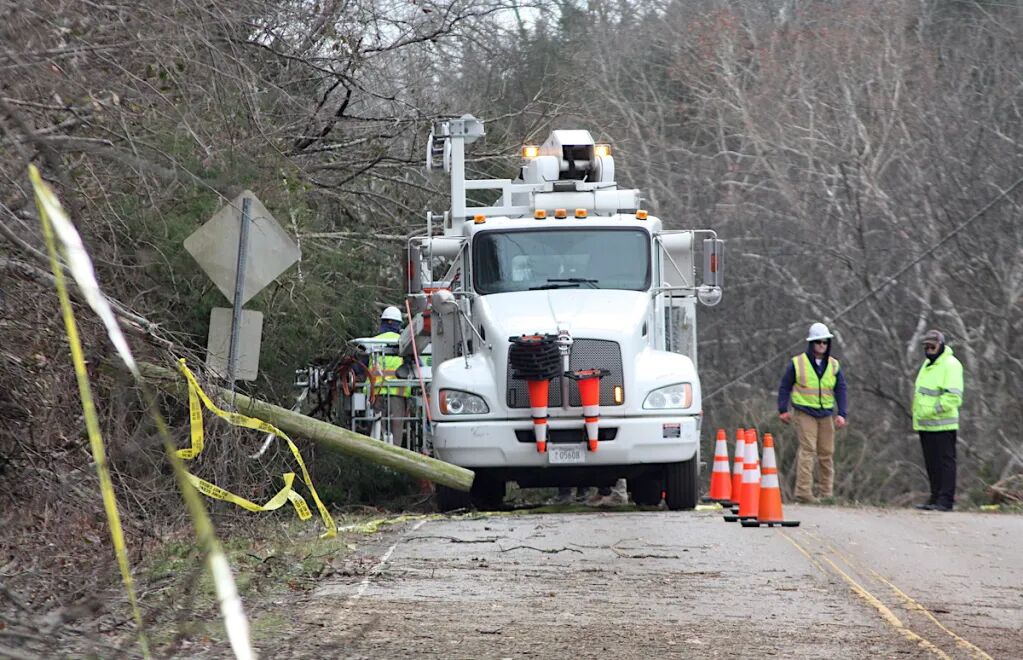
left=404, top=115, right=723, bottom=511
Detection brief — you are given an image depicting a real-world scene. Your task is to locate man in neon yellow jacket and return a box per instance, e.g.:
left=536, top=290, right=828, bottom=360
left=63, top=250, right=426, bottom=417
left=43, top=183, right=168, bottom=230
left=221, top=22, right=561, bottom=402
left=912, top=329, right=964, bottom=512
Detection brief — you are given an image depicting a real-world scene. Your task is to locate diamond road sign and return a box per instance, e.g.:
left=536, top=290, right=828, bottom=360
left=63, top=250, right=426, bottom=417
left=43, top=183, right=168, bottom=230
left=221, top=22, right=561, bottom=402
left=184, top=191, right=300, bottom=305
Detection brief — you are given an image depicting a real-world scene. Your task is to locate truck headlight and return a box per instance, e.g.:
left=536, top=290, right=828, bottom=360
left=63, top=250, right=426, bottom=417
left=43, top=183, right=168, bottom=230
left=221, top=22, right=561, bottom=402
left=438, top=389, right=490, bottom=415
left=643, top=383, right=693, bottom=410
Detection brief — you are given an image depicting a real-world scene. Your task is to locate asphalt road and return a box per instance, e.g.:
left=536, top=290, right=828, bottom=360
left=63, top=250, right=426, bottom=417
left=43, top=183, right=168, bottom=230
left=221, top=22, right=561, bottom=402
left=294, top=505, right=1023, bottom=659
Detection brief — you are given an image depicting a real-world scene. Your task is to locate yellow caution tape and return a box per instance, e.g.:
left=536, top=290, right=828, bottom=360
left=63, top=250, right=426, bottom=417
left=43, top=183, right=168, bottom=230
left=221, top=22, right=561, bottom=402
left=176, top=360, right=336, bottom=537
left=185, top=472, right=310, bottom=520
left=30, top=166, right=152, bottom=658
left=177, top=379, right=204, bottom=459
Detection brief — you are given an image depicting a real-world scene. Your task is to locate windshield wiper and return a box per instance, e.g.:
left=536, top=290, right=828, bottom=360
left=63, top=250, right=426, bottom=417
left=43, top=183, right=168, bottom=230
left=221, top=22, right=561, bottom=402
left=545, top=278, right=599, bottom=288
left=528, top=282, right=580, bottom=290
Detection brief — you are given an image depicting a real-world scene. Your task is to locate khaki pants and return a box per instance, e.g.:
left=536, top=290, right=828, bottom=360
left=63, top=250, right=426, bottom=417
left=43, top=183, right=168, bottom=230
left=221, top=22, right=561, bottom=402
left=793, top=410, right=835, bottom=499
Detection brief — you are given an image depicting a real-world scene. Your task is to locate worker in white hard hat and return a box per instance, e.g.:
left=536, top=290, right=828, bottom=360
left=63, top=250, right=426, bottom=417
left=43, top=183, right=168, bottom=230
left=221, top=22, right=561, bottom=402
left=777, top=322, right=848, bottom=504
left=366, top=306, right=410, bottom=444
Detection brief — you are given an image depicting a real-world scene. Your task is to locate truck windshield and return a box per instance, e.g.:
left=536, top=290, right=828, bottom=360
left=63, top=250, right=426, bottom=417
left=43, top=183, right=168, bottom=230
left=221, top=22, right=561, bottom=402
left=473, top=228, right=650, bottom=294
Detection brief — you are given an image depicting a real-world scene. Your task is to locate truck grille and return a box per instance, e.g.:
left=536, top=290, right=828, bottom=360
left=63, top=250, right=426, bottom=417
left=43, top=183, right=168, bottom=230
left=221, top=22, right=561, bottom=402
left=506, top=339, right=624, bottom=408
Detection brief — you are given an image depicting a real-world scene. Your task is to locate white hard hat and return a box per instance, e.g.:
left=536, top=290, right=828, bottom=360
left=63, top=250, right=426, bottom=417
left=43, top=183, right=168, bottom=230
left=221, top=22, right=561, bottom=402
left=806, top=322, right=833, bottom=342
left=380, top=306, right=403, bottom=322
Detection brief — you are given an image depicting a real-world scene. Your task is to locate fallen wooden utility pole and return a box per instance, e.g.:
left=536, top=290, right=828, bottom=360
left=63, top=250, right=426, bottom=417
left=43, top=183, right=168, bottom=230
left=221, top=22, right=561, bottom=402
left=139, top=362, right=474, bottom=492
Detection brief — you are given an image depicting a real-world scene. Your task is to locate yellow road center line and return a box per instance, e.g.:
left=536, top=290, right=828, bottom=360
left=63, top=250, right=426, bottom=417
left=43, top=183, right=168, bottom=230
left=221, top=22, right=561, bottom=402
left=781, top=531, right=951, bottom=660
left=868, top=569, right=994, bottom=660
left=798, top=529, right=993, bottom=660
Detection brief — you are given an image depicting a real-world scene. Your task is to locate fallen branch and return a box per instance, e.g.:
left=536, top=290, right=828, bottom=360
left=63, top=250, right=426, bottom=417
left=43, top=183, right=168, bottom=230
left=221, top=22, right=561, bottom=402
left=987, top=474, right=1023, bottom=504
left=405, top=535, right=502, bottom=544
left=497, top=545, right=582, bottom=554
left=137, top=361, right=474, bottom=492
left=610, top=548, right=680, bottom=560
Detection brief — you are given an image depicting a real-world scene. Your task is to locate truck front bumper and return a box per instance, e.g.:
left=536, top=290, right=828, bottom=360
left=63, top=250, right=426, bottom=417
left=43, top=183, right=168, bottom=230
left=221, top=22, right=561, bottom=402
left=431, top=416, right=699, bottom=468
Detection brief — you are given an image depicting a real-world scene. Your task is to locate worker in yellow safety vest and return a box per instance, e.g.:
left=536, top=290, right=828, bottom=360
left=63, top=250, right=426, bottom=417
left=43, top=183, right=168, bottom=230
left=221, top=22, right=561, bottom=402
left=366, top=306, right=409, bottom=443
left=777, top=322, right=849, bottom=504
left=912, top=329, right=964, bottom=512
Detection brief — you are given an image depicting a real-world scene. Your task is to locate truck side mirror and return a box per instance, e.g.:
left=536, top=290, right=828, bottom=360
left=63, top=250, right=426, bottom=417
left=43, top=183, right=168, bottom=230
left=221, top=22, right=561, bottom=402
left=702, top=239, right=723, bottom=288
left=698, top=239, right=723, bottom=306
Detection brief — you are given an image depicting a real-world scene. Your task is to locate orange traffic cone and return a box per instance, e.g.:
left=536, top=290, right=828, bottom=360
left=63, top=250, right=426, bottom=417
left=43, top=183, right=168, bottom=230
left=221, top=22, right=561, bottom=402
left=725, top=428, right=759, bottom=522
left=729, top=427, right=745, bottom=512
left=526, top=379, right=550, bottom=453
left=742, top=433, right=800, bottom=527
left=703, top=429, right=733, bottom=504
left=569, top=368, right=608, bottom=452
left=737, top=428, right=761, bottom=520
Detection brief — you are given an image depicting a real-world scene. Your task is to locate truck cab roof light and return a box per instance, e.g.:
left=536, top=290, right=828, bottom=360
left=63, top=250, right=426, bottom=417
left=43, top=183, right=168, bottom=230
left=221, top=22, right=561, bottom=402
left=522, top=145, right=539, bottom=159
left=635, top=210, right=648, bottom=220
left=473, top=214, right=487, bottom=224
left=575, top=208, right=588, bottom=218
left=594, top=144, right=611, bottom=158
left=534, top=209, right=547, bottom=219
left=554, top=208, right=568, bottom=219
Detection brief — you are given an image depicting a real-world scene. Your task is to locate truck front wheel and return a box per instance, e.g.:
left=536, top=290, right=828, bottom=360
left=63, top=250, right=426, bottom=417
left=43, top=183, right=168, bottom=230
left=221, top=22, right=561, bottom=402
left=664, top=457, right=698, bottom=511
left=630, top=476, right=664, bottom=506
left=469, top=476, right=506, bottom=511
left=435, top=484, right=471, bottom=512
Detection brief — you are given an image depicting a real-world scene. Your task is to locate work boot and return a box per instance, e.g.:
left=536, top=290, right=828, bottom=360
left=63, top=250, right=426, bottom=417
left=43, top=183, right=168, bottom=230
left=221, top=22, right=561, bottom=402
left=914, top=503, right=936, bottom=510
left=795, top=495, right=818, bottom=504
left=551, top=487, right=575, bottom=505
left=587, top=486, right=626, bottom=506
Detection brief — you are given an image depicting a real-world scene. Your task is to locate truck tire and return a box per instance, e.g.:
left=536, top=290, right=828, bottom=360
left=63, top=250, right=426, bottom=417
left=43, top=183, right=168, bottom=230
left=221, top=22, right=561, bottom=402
left=630, top=477, right=663, bottom=506
left=435, top=484, right=471, bottom=512
left=664, top=457, right=698, bottom=511
left=469, top=476, right=506, bottom=511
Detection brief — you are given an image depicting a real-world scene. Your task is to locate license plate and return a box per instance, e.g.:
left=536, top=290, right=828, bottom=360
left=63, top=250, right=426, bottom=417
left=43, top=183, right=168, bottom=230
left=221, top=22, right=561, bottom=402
left=548, top=445, right=585, bottom=464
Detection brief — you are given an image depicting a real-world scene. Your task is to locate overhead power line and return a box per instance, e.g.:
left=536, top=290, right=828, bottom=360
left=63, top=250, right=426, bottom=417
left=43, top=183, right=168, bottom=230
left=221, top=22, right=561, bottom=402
left=704, top=173, right=1023, bottom=402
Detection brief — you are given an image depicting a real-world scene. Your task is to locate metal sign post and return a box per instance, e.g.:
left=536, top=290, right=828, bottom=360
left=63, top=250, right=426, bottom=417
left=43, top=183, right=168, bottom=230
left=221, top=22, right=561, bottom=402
left=226, top=196, right=251, bottom=391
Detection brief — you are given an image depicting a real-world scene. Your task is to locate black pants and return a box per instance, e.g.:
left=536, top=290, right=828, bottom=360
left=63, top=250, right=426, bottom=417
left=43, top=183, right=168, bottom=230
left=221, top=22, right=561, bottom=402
left=919, top=430, right=957, bottom=507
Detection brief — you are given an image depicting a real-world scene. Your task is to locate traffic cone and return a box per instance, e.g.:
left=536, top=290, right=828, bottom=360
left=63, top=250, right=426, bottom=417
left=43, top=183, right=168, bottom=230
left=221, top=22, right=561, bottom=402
left=723, top=427, right=749, bottom=522
left=736, top=428, right=761, bottom=520
left=729, top=428, right=745, bottom=511
left=526, top=379, right=550, bottom=453
left=742, top=433, right=800, bottom=527
left=703, top=429, right=733, bottom=504
left=569, top=369, right=608, bottom=452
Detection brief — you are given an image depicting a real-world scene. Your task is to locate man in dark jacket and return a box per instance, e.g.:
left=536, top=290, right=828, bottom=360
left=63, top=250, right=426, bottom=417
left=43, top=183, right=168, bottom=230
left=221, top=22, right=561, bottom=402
left=778, top=322, right=848, bottom=503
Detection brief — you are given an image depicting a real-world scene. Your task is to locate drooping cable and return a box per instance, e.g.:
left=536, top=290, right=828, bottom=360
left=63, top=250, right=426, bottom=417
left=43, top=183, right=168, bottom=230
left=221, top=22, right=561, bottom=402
left=704, top=173, right=1023, bottom=402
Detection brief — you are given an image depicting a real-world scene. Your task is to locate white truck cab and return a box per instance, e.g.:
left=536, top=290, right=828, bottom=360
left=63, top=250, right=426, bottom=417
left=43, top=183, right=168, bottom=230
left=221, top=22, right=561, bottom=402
left=404, top=115, right=723, bottom=510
